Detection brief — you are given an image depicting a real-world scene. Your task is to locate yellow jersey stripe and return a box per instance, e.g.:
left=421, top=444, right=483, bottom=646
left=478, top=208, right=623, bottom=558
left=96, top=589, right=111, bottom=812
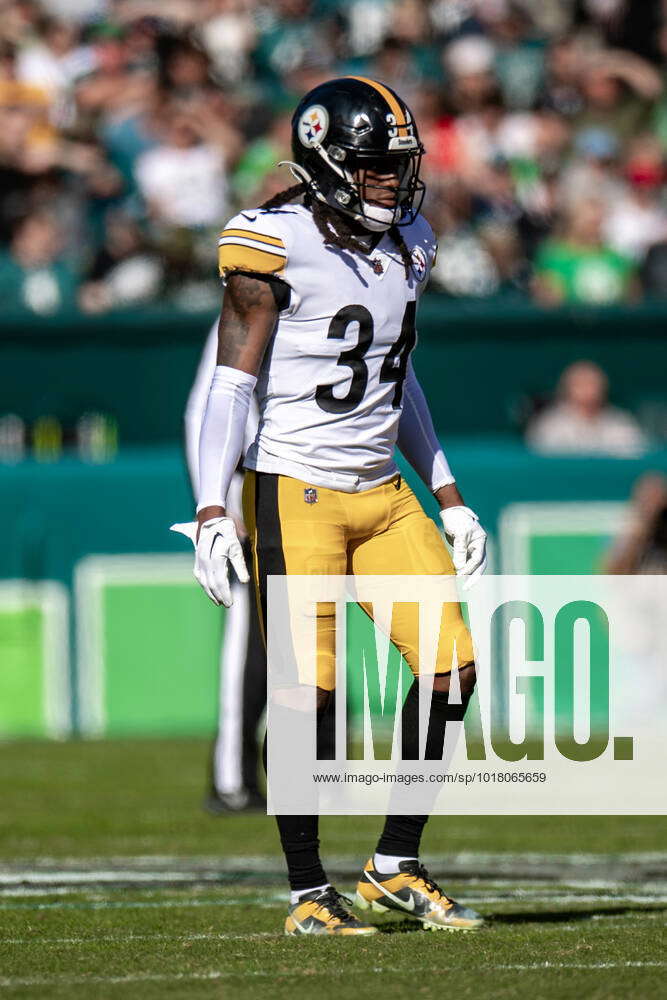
left=219, top=228, right=285, bottom=249
left=218, top=244, right=287, bottom=276
left=347, top=76, right=409, bottom=135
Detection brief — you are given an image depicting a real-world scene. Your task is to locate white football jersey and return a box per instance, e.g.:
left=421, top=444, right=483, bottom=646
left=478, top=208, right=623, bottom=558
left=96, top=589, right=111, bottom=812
left=218, top=203, right=436, bottom=492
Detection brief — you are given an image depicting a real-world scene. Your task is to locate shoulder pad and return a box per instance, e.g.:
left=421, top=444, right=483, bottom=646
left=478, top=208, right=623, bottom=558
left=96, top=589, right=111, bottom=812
left=218, top=210, right=287, bottom=279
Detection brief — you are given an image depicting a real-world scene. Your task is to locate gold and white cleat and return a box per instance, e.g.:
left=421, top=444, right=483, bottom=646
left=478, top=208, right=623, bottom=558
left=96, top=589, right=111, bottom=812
left=285, top=885, right=378, bottom=936
left=356, top=858, right=484, bottom=932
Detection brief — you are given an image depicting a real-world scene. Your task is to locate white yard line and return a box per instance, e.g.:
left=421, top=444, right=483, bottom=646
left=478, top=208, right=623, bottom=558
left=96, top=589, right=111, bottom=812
left=0, top=896, right=285, bottom=911
left=0, top=961, right=665, bottom=989
left=4, top=852, right=666, bottom=871
left=1, top=854, right=665, bottom=894
left=6, top=919, right=666, bottom=945
left=2, top=932, right=278, bottom=945
left=0, top=871, right=224, bottom=886
left=1, top=890, right=666, bottom=912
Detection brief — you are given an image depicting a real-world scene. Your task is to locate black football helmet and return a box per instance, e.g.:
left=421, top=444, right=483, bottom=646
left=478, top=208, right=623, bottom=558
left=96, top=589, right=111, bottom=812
left=286, top=76, right=425, bottom=231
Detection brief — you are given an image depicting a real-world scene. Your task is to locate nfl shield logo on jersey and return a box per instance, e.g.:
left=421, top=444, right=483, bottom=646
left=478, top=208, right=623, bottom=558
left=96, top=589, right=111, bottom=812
left=411, top=245, right=427, bottom=281
left=304, top=488, right=318, bottom=504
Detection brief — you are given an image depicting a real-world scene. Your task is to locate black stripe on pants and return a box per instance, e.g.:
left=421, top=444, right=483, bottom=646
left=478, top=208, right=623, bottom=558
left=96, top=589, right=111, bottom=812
left=254, top=473, right=328, bottom=892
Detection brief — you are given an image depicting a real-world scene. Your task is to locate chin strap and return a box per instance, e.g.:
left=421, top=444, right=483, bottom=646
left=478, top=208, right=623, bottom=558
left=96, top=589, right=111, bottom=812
left=358, top=202, right=397, bottom=231
left=279, top=159, right=396, bottom=233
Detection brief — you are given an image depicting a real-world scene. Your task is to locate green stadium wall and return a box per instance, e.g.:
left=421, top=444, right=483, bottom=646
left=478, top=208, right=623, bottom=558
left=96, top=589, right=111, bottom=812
left=1, top=301, right=666, bottom=738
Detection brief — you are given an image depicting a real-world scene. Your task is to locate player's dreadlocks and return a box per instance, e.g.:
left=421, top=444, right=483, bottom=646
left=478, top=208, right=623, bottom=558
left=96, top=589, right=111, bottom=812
left=259, top=183, right=413, bottom=278
left=259, top=182, right=306, bottom=211
left=386, top=225, right=413, bottom=280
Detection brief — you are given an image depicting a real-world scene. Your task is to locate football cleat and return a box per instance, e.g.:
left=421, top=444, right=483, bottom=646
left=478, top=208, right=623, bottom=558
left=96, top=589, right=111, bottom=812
left=355, top=858, right=484, bottom=931
left=203, top=787, right=266, bottom=815
left=285, top=886, right=378, bottom=936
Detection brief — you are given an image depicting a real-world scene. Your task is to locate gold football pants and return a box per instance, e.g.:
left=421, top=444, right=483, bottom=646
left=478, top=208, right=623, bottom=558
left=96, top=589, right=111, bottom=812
left=243, top=471, right=474, bottom=691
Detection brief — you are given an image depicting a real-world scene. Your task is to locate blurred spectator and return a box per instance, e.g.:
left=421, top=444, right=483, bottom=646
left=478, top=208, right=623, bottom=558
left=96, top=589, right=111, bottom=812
left=443, top=35, right=498, bottom=116
left=574, top=0, right=664, bottom=67
left=640, top=239, right=667, bottom=298
left=559, top=127, right=624, bottom=210
left=14, top=17, right=82, bottom=117
left=0, top=210, right=77, bottom=314
left=0, top=75, right=55, bottom=238
left=532, top=198, right=637, bottom=305
left=526, top=360, right=648, bottom=456
left=200, top=1, right=257, bottom=85
left=231, top=111, right=291, bottom=204
left=573, top=49, right=662, bottom=147
left=487, top=4, right=546, bottom=111
left=0, top=0, right=666, bottom=309
left=540, top=34, right=586, bottom=117
left=604, top=472, right=667, bottom=573
left=79, top=209, right=162, bottom=312
left=253, top=0, right=334, bottom=85
left=134, top=95, right=240, bottom=228
left=605, top=134, right=667, bottom=259
left=428, top=177, right=502, bottom=297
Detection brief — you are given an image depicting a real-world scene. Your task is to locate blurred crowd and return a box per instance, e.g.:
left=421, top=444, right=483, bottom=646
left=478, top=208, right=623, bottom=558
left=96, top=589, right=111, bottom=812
left=3, top=0, right=667, bottom=313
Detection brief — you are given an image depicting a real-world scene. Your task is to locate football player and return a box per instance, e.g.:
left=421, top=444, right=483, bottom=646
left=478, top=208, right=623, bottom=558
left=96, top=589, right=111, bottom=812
left=173, top=77, right=487, bottom=936
left=184, top=322, right=266, bottom=813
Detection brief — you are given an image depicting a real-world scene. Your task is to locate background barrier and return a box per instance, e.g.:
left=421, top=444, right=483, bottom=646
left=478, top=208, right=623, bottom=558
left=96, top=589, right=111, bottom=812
left=3, top=301, right=666, bottom=738
left=3, top=299, right=667, bottom=443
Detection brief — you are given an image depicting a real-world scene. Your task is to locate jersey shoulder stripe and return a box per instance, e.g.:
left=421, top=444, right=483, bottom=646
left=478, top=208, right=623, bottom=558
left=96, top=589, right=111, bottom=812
left=219, top=227, right=285, bottom=249
left=218, top=243, right=286, bottom=276
left=217, top=211, right=288, bottom=279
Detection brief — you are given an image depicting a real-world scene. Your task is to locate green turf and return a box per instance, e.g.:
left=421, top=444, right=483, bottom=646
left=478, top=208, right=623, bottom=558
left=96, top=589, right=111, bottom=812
left=1, top=739, right=665, bottom=999
left=2, top=884, right=665, bottom=1000
left=2, top=738, right=666, bottom=859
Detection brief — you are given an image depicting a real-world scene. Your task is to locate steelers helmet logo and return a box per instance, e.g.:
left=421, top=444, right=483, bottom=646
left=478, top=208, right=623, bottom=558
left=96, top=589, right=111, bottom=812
left=411, top=245, right=427, bottom=281
left=298, top=105, right=329, bottom=148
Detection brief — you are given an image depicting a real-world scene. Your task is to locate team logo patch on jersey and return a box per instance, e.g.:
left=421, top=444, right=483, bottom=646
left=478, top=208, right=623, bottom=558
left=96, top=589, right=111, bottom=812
left=411, top=245, right=427, bottom=281
left=371, top=257, right=384, bottom=275
left=298, top=105, right=329, bottom=148
left=304, top=488, right=318, bottom=504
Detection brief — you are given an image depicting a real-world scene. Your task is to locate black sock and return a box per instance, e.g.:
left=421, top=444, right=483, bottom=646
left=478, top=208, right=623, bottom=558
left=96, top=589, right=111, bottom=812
left=376, top=813, right=428, bottom=857
left=400, top=681, right=465, bottom=761
left=265, top=700, right=332, bottom=893
left=317, top=692, right=336, bottom=760
left=400, top=678, right=420, bottom=760
left=377, top=679, right=473, bottom=858
left=376, top=682, right=426, bottom=856
left=276, top=814, right=327, bottom=892
left=425, top=687, right=466, bottom=760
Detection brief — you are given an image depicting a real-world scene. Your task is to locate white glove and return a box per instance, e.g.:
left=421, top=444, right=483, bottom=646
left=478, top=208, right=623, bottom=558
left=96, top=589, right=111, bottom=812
left=439, top=505, right=487, bottom=590
left=170, top=516, right=249, bottom=607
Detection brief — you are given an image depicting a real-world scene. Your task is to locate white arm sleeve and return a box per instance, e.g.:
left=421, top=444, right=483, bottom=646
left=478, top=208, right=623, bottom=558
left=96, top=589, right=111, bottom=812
left=185, top=320, right=261, bottom=516
left=397, top=360, right=455, bottom=493
left=196, top=364, right=257, bottom=513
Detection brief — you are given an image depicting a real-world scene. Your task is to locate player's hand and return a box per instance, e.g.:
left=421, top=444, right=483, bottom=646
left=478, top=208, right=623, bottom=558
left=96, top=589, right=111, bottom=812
left=170, top=517, right=249, bottom=607
left=439, top=506, right=487, bottom=590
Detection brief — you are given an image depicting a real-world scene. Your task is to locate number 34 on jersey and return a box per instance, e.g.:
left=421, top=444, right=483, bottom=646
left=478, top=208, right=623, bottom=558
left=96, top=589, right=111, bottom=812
left=217, top=203, right=437, bottom=491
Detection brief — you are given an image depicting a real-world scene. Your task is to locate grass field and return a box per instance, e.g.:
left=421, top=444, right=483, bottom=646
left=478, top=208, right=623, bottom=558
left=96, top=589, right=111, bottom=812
left=1, top=739, right=665, bottom=999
